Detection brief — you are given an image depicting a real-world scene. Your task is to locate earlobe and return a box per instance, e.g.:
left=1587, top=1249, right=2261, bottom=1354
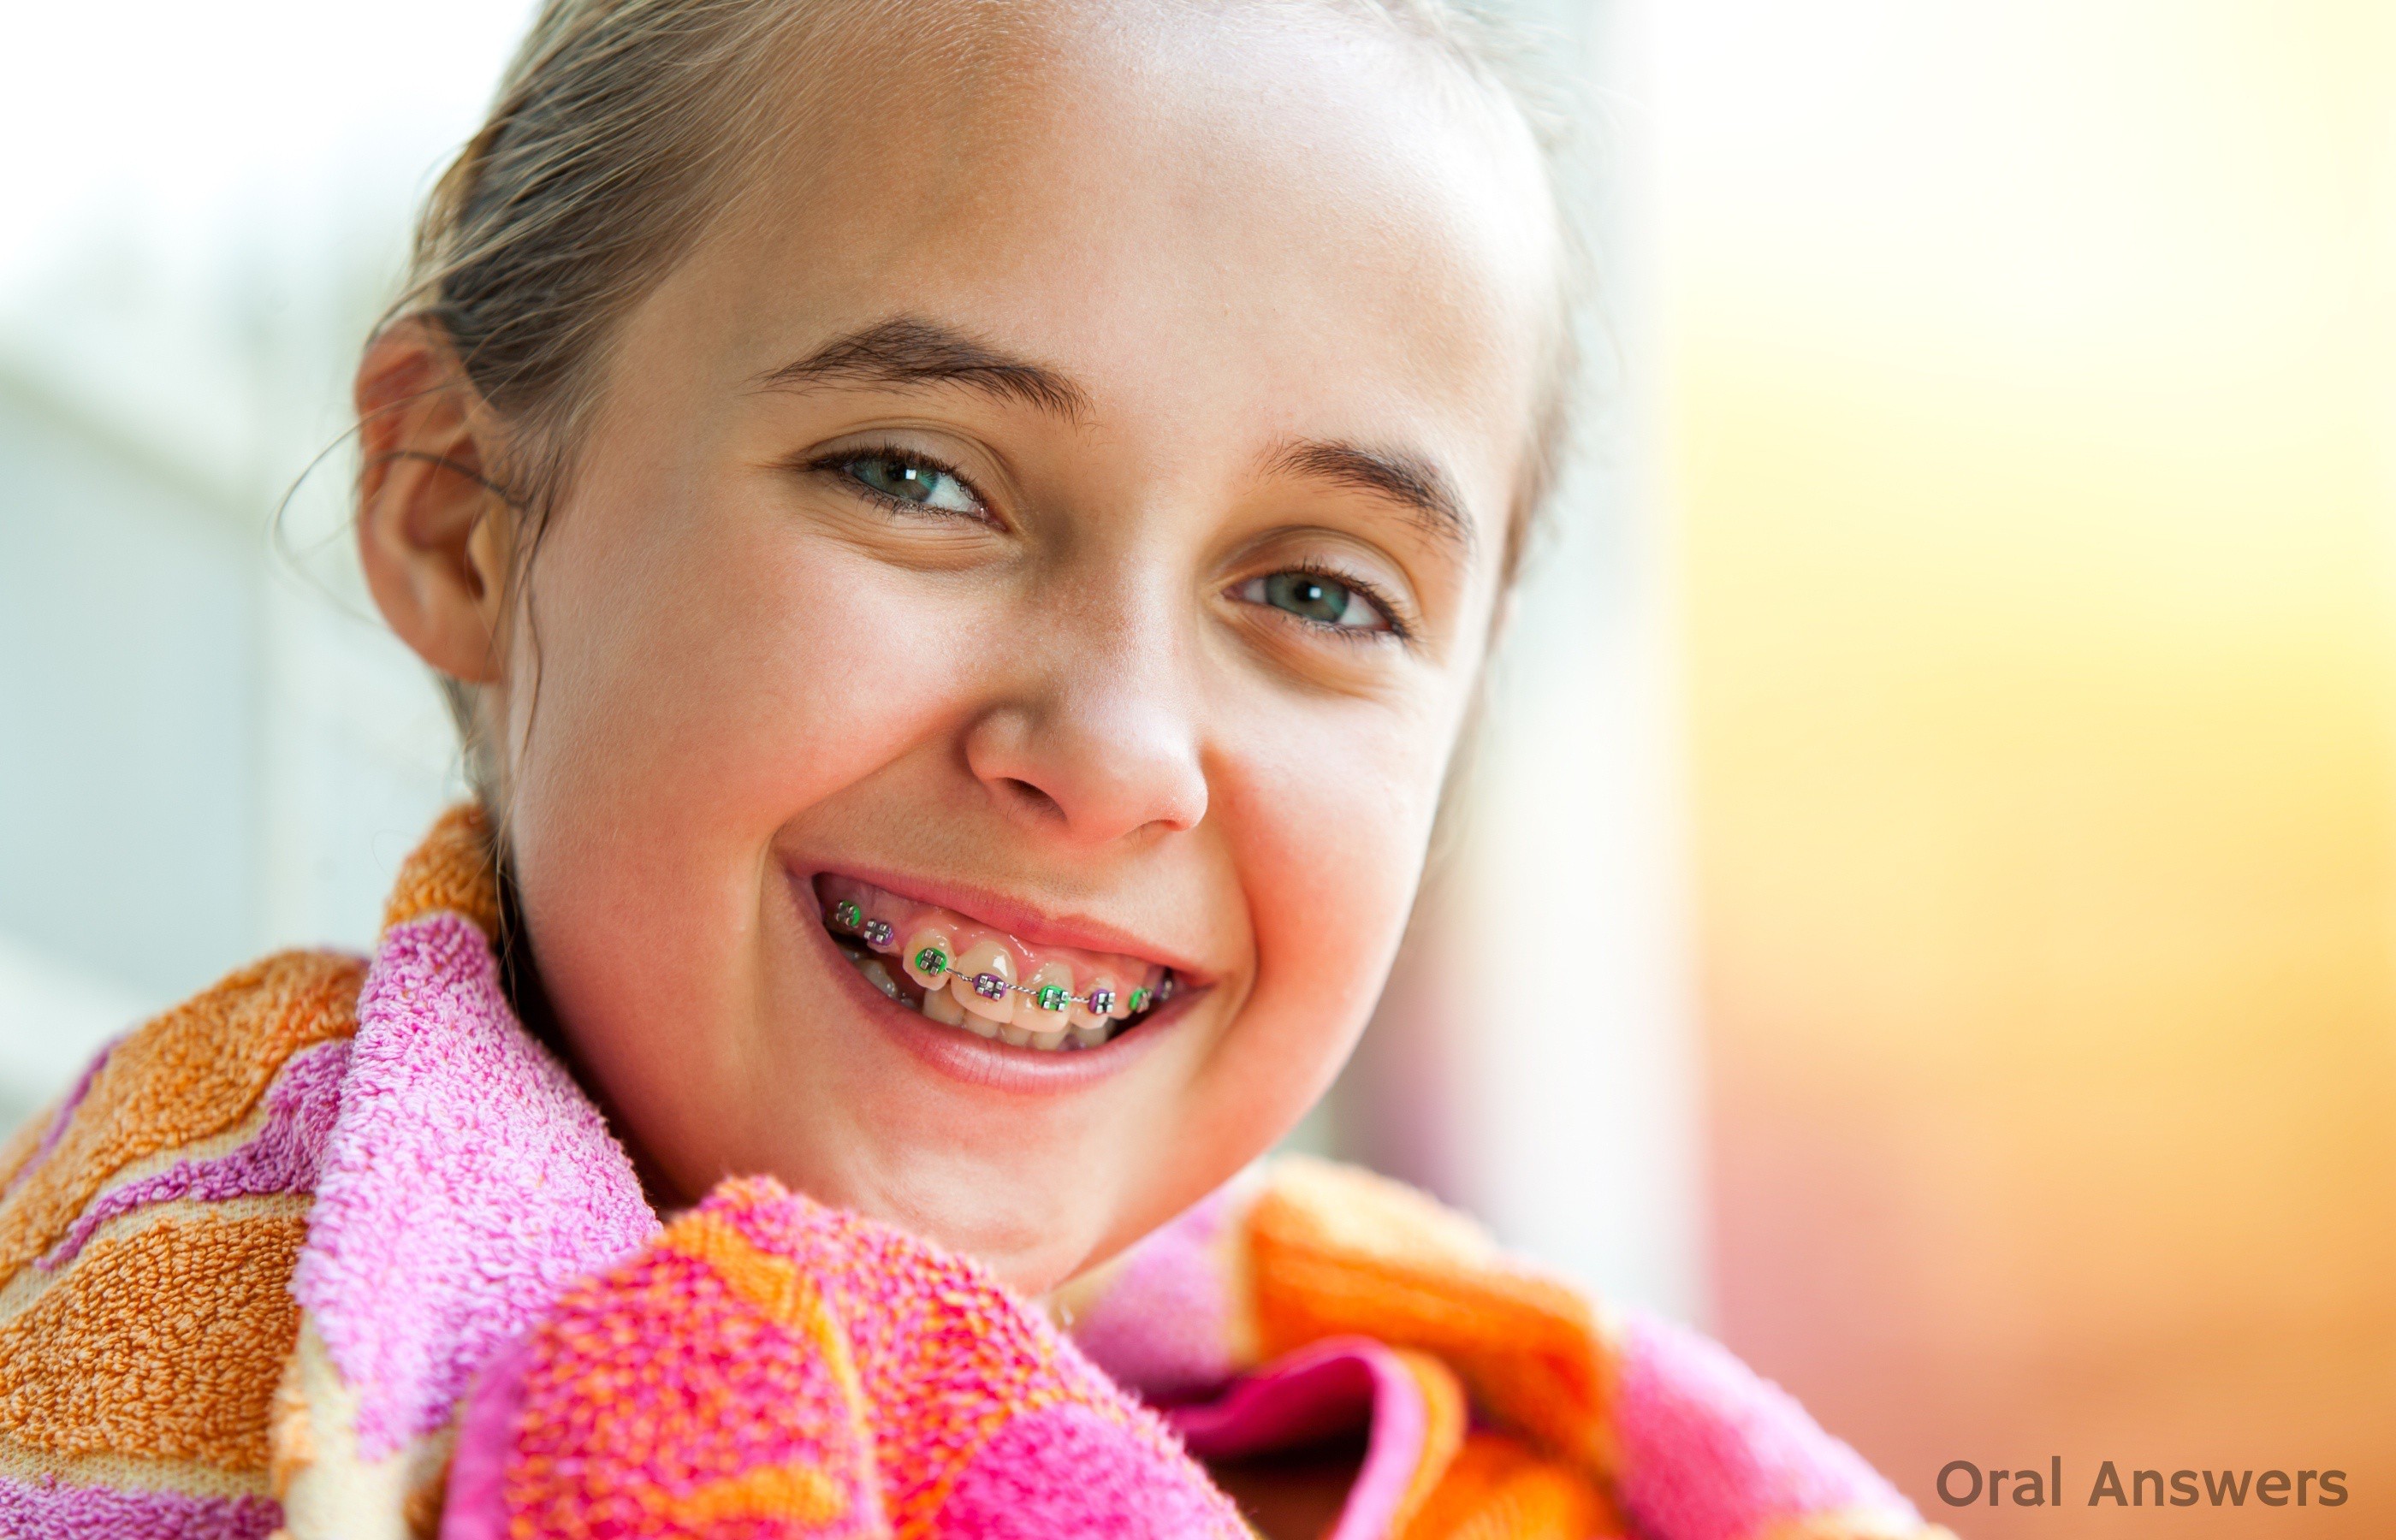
left=354, top=319, right=515, bottom=686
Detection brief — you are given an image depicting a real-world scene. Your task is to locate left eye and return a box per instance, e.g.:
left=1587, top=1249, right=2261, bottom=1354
left=1239, top=571, right=1391, bottom=632
left=839, top=453, right=982, bottom=514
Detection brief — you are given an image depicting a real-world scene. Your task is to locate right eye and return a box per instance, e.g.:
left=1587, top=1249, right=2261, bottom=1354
left=835, top=452, right=985, bottom=516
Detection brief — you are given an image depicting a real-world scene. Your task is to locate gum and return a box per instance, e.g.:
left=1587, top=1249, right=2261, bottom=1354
left=815, top=873, right=1166, bottom=1012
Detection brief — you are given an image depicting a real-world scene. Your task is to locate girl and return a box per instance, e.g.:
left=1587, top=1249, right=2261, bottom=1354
left=0, top=3, right=1945, bottom=1537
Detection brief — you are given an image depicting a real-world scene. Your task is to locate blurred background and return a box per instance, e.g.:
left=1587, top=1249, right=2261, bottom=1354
left=2, top=0, right=2390, bottom=1533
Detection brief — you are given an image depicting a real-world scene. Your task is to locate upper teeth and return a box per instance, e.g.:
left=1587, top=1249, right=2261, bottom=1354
left=952, top=939, right=1018, bottom=1023
left=820, top=874, right=1173, bottom=1051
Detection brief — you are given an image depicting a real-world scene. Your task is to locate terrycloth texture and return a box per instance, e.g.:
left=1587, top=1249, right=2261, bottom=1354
left=0, top=950, right=363, bottom=1285
left=0, top=1040, right=113, bottom=1199
left=0, top=803, right=594, bottom=1540
left=274, top=808, right=659, bottom=1540
left=1165, top=1336, right=1467, bottom=1540
left=1058, top=1181, right=1253, bottom=1401
left=439, top=1179, right=1250, bottom=1540
left=0, top=947, right=362, bottom=1532
left=1612, top=1315, right=1920, bottom=1540
left=0, top=803, right=1942, bottom=1539
left=0, top=1472, right=282, bottom=1540
left=1060, top=1158, right=1949, bottom=1540
left=379, top=803, right=505, bottom=940
left=290, top=908, right=659, bottom=1459
left=42, top=1039, right=349, bottom=1273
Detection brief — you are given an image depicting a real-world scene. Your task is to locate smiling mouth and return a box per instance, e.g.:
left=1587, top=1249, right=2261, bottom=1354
left=814, top=874, right=1179, bottom=1051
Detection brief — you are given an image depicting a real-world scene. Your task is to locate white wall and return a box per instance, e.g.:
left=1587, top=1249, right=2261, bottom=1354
left=0, top=361, right=461, bottom=1128
left=0, top=376, right=259, bottom=999
left=0, top=0, right=516, bottom=1123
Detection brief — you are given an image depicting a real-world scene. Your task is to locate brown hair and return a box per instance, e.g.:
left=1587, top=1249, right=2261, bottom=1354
left=379, top=0, right=1579, bottom=786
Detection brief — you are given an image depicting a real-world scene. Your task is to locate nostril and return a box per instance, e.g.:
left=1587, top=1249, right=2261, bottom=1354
left=1003, top=779, right=1065, bottom=822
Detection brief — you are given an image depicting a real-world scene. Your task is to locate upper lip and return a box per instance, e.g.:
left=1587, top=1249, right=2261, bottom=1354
left=799, top=862, right=1209, bottom=980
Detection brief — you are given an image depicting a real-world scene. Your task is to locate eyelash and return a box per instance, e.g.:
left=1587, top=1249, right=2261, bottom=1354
left=807, top=446, right=1414, bottom=645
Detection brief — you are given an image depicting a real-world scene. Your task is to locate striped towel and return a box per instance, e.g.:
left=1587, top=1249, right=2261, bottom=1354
left=0, top=806, right=1948, bottom=1540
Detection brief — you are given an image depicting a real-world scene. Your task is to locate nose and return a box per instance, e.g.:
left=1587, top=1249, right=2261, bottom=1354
left=961, top=618, right=1209, bottom=848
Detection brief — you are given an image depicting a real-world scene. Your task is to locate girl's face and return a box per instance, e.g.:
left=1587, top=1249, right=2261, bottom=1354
left=374, top=3, right=1557, bottom=1291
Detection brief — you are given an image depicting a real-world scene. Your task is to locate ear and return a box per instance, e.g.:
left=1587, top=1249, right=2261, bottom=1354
left=354, top=319, right=516, bottom=685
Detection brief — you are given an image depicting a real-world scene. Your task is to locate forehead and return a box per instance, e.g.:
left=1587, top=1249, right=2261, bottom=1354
left=646, top=0, right=1557, bottom=532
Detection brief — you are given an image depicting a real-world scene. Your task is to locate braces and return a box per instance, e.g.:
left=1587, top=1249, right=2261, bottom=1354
left=827, top=902, right=1176, bottom=1016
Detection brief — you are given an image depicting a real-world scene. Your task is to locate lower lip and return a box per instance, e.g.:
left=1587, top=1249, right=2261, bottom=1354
left=798, top=880, right=1194, bottom=1093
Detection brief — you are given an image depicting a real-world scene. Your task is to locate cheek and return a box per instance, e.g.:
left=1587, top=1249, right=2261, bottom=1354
left=1225, top=700, right=1452, bottom=1051
left=517, top=477, right=1010, bottom=814
left=500, top=484, right=981, bottom=1008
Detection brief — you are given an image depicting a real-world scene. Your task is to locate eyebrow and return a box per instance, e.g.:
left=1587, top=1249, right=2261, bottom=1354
left=751, top=316, right=1093, bottom=420
left=1264, top=439, right=1476, bottom=560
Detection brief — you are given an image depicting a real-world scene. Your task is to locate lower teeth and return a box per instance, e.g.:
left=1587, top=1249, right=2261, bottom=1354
left=858, top=958, right=904, bottom=1001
